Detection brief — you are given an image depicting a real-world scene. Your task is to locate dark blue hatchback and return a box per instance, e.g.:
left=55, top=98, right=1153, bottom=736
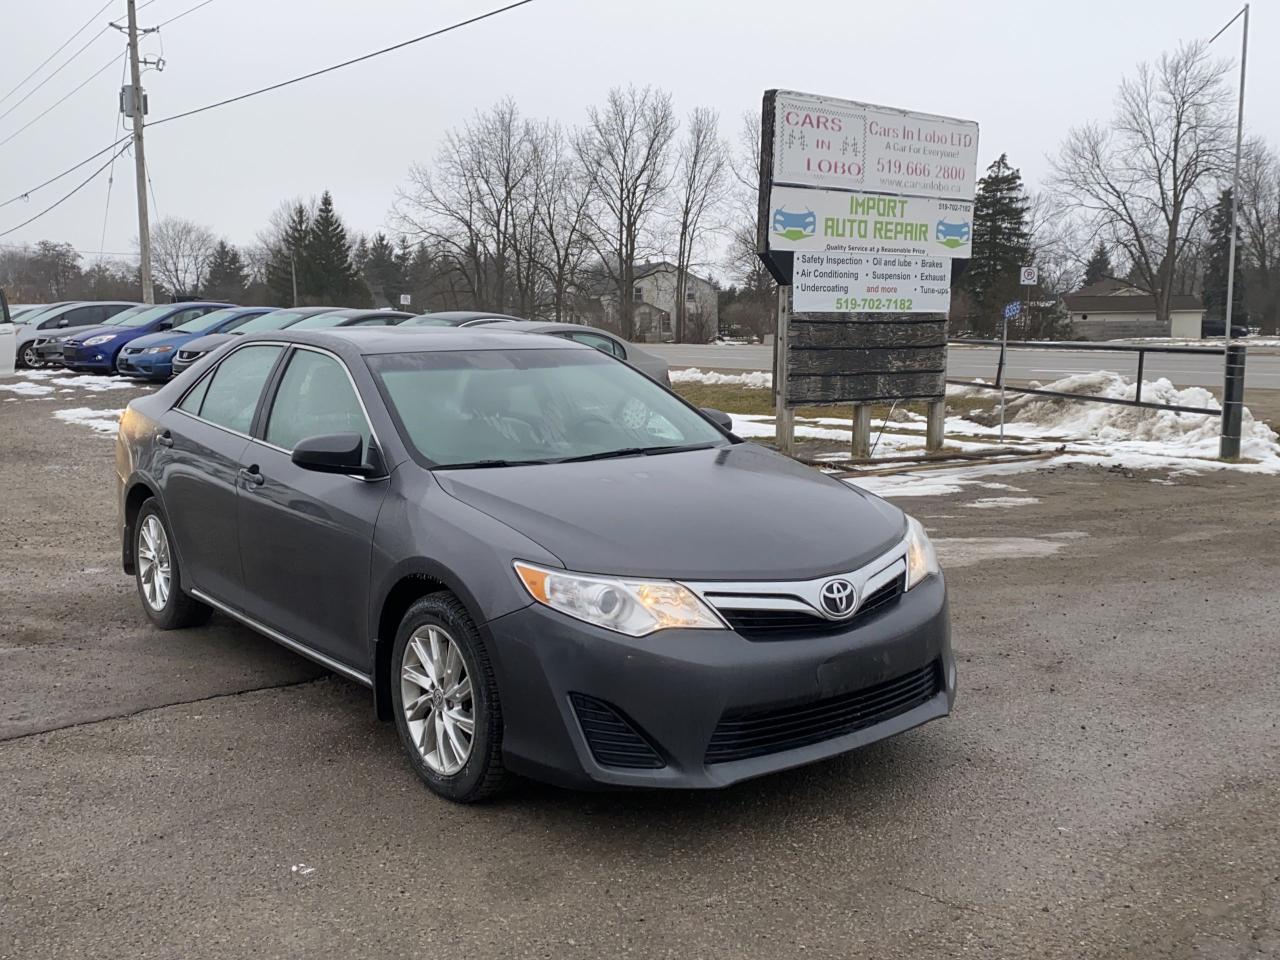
left=117, top=306, right=275, bottom=380
left=61, top=301, right=232, bottom=374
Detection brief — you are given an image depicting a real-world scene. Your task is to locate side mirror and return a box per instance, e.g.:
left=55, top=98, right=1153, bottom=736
left=701, top=407, right=734, bottom=432
left=157, top=320, right=173, bottom=330
left=58, top=318, right=69, bottom=328
left=291, top=433, right=384, bottom=477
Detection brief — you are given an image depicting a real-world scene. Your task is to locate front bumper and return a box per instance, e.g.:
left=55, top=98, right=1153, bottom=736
left=60, top=342, right=116, bottom=371
left=34, top=340, right=67, bottom=363
left=170, top=352, right=203, bottom=376
left=485, top=574, right=954, bottom=789
left=116, top=349, right=173, bottom=379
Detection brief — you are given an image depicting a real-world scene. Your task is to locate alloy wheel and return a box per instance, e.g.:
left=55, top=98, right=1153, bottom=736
left=137, top=515, right=172, bottom=611
left=400, top=625, right=474, bottom=776
left=20, top=345, right=37, bottom=367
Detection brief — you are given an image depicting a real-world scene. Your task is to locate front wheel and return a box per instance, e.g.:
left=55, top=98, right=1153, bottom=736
left=391, top=594, right=506, bottom=803
left=17, top=343, right=37, bottom=368
left=134, top=499, right=211, bottom=629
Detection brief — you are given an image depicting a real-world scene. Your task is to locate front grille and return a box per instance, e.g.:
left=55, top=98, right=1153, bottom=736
left=176, top=350, right=196, bottom=361
left=705, top=659, right=942, bottom=764
left=720, top=575, right=905, bottom=639
left=570, top=693, right=665, bottom=769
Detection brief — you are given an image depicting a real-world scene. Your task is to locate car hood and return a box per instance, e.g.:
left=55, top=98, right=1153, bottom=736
left=432, top=443, right=905, bottom=581
left=181, top=332, right=235, bottom=353
left=61, top=325, right=121, bottom=343
left=128, top=330, right=192, bottom=350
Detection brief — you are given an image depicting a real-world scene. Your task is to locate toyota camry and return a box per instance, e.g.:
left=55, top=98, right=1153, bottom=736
left=115, top=328, right=954, bottom=802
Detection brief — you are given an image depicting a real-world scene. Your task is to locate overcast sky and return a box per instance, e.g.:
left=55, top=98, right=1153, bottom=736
left=1, top=0, right=1274, bottom=264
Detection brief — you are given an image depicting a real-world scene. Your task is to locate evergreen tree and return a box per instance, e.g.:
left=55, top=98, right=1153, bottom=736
left=352, top=234, right=370, bottom=273
left=362, top=232, right=406, bottom=307
left=205, top=240, right=248, bottom=301
left=266, top=203, right=312, bottom=306
left=1083, top=242, right=1112, bottom=286
left=303, top=190, right=364, bottom=305
left=954, top=154, right=1031, bottom=334
left=1202, top=188, right=1246, bottom=324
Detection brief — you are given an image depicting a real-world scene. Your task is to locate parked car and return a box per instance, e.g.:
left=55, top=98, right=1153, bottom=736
left=15, top=301, right=139, bottom=368
left=285, top=308, right=415, bottom=329
left=118, top=307, right=276, bottom=380
left=403, top=311, right=527, bottom=328
left=171, top=306, right=343, bottom=376
left=1200, top=317, right=1250, bottom=339
left=61, top=302, right=231, bottom=373
left=473, top=320, right=671, bottom=384
left=115, top=327, right=953, bottom=802
left=9, top=305, right=47, bottom=324
left=32, top=304, right=151, bottom=364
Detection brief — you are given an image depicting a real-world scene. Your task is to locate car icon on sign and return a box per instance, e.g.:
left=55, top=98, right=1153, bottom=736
left=935, top=220, right=971, bottom=248
left=773, top=208, right=817, bottom=241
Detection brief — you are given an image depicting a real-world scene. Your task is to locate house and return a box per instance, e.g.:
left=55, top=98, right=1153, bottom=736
left=595, top=261, right=719, bottom=343
left=1063, top=279, right=1203, bottom=340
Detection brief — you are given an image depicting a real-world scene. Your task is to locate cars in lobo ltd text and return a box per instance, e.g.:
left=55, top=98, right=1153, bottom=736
left=115, top=327, right=954, bottom=802
left=117, top=307, right=277, bottom=380
left=61, top=302, right=232, bottom=373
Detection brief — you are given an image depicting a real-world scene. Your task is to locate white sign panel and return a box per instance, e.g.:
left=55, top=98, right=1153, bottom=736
left=399, top=294, right=412, bottom=306
left=793, top=252, right=952, bottom=313
left=774, top=91, right=979, bottom=201
left=1019, top=266, right=1038, bottom=286
left=768, top=184, right=973, bottom=259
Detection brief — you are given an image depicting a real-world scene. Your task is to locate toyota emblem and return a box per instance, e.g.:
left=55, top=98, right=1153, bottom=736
left=819, top=579, right=857, bottom=618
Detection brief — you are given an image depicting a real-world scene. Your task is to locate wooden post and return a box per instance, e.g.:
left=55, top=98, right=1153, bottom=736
left=852, top=404, right=872, bottom=459
left=774, top=285, right=794, bottom=454
left=925, top=399, right=945, bottom=452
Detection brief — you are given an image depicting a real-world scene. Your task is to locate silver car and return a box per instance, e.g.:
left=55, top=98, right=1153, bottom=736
left=469, top=320, right=671, bottom=384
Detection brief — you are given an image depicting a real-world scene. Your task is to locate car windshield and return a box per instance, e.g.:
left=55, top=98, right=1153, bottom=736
left=368, top=347, right=725, bottom=468
left=404, top=317, right=459, bottom=327
left=231, top=308, right=319, bottom=333
left=109, top=305, right=174, bottom=327
left=173, top=307, right=238, bottom=333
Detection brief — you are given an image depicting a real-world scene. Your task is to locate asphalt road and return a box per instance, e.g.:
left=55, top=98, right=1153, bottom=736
left=2, top=380, right=1278, bottom=959
left=649, top=342, right=1280, bottom=391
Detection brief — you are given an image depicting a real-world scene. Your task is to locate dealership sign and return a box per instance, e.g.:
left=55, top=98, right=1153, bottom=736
left=792, top=252, right=952, bottom=314
left=768, top=185, right=973, bottom=259
left=773, top=91, right=979, bottom=201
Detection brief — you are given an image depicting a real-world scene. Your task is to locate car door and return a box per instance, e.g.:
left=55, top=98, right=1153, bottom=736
left=161, top=344, right=284, bottom=608
left=236, top=346, right=388, bottom=668
left=49, top=304, right=109, bottom=332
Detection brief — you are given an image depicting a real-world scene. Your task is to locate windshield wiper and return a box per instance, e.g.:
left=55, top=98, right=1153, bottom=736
left=554, top=443, right=717, bottom=464
left=437, top=458, right=555, bottom=470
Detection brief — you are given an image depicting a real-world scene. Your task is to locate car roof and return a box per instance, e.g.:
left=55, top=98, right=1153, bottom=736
left=238, top=326, right=594, bottom=356
left=415, top=311, right=528, bottom=322
left=324, top=308, right=414, bottom=321
left=481, top=320, right=622, bottom=338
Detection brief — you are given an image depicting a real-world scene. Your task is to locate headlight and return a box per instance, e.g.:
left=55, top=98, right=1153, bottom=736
left=83, top=334, right=116, bottom=346
left=144, top=345, right=175, bottom=354
left=514, top=561, right=723, bottom=636
left=904, top=516, right=940, bottom=590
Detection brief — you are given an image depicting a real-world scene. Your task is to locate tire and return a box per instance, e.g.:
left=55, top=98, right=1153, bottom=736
left=134, top=499, right=211, bottom=629
left=17, top=343, right=37, bottom=369
left=390, top=594, right=506, bottom=803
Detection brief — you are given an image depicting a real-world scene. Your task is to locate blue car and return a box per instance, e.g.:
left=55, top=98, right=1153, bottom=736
left=116, top=306, right=276, bottom=380
left=60, top=301, right=233, bottom=374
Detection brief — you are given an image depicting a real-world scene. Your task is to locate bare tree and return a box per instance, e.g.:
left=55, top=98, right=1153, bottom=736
left=1051, top=41, right=1233, bottom=325
left=528, top=119, right=594, bottom=321
left=669, top=107, right=728, bottom=342
left=1238, top=137, right=1280, bottom=333
left=393, top=99, right=537, bottom=314
left=148, top=217, right=217, bottom=297
left=720, top=112, right=774, bottom=342
left=574, top=85, right=676, bottom=339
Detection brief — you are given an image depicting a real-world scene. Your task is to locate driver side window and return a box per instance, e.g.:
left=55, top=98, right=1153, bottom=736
left=265, top=349, right=371, bottom=453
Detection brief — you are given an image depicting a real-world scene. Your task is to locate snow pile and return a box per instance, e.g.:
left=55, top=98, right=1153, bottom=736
left=53, top=408, right=122, bottom=435
left=0, top=381, right=54, bottom=396
left=670, top=367, right=772, bottom=389
left=17, top=370, right=138, bottom=392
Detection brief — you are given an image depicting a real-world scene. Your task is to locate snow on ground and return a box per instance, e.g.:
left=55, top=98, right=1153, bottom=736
left=670, top=367, right=772, bottom=389
left=1114, top=337, right=1280, bottom=348
left=0, top=381, right=55, bottom=396
left=966, top=497, right=1041, bottom=509
left=13, top=370, right=140, bottom=392
left=53, top=408, right=123, bottom=435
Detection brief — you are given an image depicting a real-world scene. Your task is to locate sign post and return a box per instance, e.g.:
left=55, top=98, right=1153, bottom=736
left=999, top=301, right=1021, bottom=443
left=757, top=89, right=979, bottom=457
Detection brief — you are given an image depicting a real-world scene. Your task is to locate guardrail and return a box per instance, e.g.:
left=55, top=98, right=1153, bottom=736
left=945, top=338, right=1247, bottom=458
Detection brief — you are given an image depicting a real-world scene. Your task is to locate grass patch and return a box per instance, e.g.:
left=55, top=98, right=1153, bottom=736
left=672, top=382, right=898, bottom=421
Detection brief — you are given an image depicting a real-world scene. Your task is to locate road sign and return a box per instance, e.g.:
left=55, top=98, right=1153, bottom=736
left=399, top=294, right=412, bottom=306
left=1019, top=266, right=1038, bottom=286
left=1004, top=302, right=1022, bottom=320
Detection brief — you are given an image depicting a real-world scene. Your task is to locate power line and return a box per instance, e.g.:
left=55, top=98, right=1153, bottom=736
left=155, top=0, right=218, bottom=29
left=147, top=0, right=539, bottom=128
left=0, top=133, right=133, bottom=210
left=0, top=24, right=117, bottom=126
left=0, top=49, right=128, bottom=151
left=97, top=55, right=131, bottom=262
left=0, top=141, right=131, bottom=239
left=0, top=241, right=140, bottom=258
left=0, top=0, right=115, bottom=108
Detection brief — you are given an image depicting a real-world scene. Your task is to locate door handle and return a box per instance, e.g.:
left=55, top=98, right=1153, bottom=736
left=156, top=431, right=173, bottom=447
left=238, top=465, right=264, bottom=487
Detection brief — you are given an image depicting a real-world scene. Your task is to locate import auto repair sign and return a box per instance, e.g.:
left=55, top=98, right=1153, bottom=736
left=757, top=88, right=979, bottom=405
left=773, top=91, right=979, bottom=201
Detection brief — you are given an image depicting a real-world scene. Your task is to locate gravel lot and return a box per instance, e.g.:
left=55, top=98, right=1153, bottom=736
left=2, top=377, right=1278, bottom=959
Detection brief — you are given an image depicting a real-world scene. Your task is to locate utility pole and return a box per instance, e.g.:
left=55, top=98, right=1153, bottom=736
left=124, top=0, right=154, bottom=304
